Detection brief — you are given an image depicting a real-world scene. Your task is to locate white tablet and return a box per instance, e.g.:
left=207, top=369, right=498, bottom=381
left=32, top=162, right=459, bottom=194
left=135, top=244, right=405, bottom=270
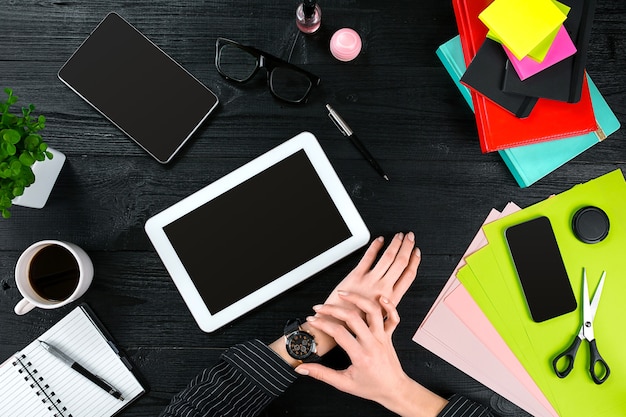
left=58, top=12, right=219, bottom=163
left=145, top=132, right=370, bottom=332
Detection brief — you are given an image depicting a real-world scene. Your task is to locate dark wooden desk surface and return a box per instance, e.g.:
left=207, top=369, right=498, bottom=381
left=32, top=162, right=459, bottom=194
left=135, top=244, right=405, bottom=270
left=1, top=1, right=624, bottom=416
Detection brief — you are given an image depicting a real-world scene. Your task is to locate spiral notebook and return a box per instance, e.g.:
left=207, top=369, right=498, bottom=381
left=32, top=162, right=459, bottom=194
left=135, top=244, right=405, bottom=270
left=0, top=305, right=146, bottom=417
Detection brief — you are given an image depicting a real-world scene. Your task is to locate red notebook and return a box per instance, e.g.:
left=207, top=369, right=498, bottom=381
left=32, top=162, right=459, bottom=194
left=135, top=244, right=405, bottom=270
left=453, top=0, right=597, bottom=153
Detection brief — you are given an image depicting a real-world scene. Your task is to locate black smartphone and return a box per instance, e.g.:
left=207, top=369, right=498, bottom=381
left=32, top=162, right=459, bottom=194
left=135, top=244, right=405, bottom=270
left=58, top=13, right=219, bottom=164
left=505, top=216, right=577, bottom=322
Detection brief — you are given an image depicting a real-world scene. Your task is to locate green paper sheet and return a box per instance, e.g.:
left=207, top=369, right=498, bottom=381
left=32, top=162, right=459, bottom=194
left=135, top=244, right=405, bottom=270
left=457, top=169, right=626, bottom=417
left=458, top=241, right=563, bottom=415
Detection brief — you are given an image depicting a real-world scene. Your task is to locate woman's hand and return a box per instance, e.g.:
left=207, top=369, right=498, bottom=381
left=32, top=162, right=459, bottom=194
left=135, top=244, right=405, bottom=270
left=325, top=231, right=420, bottom=314
left=296, top=292, right=448, bottom=417
left=302, top=232, right=419, bottom=356
left=269, top=232, right=420, bottom=364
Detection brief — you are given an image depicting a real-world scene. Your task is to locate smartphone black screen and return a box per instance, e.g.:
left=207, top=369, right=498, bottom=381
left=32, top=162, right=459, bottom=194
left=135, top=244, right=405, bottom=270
left=505, top=216, right=577, bottom=322
left=58, top=13, right=219, bottom=163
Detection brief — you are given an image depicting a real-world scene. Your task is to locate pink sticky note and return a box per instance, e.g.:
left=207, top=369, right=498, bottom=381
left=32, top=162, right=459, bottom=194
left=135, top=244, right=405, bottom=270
left=504, top=25, right=576, bottom=80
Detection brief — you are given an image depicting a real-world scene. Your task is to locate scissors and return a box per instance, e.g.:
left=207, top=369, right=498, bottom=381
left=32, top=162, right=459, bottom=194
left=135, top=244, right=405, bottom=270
left=552, top=268, right=610, bottom=384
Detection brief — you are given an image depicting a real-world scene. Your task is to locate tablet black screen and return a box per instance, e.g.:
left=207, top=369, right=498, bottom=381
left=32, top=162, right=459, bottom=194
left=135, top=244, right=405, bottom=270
left=163, top=150, right=352, bottom=313
left=58, top=13, right=218, bottom=163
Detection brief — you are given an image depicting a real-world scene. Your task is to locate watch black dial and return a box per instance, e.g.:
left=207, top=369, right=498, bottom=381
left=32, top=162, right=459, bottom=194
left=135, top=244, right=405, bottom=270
left=286, top=331, right=315, bottom=360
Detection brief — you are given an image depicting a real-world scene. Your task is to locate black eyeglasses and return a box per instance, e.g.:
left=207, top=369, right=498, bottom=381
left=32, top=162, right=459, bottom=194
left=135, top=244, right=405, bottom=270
left=215, top=37, right=321, bottom=104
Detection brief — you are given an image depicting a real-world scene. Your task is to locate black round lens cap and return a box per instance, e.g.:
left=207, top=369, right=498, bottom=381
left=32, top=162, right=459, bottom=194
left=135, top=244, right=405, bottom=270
left=572, top=206, right=610, bottom=244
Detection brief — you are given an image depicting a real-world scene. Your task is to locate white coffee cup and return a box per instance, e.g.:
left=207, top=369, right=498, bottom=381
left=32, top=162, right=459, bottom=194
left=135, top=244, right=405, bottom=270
left=14, top=240, right=94, bottom=315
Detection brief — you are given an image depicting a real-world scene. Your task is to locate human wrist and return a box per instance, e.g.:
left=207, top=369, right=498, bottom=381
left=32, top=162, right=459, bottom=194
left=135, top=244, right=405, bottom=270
left=269, top=337, right=301, bottom=367
left=378, top=375, right=448, bottom=417
left=300, top=320, right=336, bottom=356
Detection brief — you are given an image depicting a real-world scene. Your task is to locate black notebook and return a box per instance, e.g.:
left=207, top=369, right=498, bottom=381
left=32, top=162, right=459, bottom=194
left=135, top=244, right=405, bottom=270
left=501, top=0, right=597, bottom=103
left=460, top=38, right=538, bottom=118
left=0, top=305, right=146, bottom=417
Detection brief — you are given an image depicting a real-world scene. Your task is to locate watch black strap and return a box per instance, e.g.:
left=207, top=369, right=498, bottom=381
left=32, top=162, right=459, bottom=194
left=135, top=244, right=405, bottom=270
left=303, top=351, right=321, bottom=362
left=284, top=319, right=303, bottom=336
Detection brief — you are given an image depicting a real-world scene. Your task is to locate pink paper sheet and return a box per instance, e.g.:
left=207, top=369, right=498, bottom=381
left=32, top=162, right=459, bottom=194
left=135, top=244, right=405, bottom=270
left=504, top=25, right=576, bottom=80
left=413, top=203, right=558, bottom=417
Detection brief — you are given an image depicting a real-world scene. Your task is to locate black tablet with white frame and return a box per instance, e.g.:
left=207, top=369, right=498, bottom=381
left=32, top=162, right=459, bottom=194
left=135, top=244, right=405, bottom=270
left=145, top=132, right=370, bottom=332
left=58, top=12, right=219, bottom=163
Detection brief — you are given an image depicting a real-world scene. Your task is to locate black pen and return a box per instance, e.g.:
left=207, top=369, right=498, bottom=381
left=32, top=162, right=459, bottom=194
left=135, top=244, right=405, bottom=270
left=326, top=104, right=389, bottom=181
left=39, top=340, right=125, bottom=401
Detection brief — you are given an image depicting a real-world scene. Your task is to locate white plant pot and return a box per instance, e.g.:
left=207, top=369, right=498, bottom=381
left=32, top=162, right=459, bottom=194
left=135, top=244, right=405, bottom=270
left=12, top=147, right=66, bottom=209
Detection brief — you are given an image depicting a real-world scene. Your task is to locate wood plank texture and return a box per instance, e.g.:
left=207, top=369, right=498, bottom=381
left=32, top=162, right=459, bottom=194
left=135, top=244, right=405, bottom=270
left=1, top=1, right=624, bottom=416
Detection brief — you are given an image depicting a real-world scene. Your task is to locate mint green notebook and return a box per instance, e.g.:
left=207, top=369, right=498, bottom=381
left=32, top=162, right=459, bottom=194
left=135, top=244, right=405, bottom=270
left=436, top=36, right=621, bottom=188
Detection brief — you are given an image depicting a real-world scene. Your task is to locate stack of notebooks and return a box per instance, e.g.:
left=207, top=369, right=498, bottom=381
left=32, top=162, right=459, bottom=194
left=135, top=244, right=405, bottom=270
left=441, top=0, right=620, bottom=187
left=414, top=169, right=626, bottom=417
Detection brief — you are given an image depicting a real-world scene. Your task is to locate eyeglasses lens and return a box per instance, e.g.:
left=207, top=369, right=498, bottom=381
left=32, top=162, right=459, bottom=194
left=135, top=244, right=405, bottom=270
left=269, top=67, right=312, bottom=103
left=218, top=44, right=258, bottom=81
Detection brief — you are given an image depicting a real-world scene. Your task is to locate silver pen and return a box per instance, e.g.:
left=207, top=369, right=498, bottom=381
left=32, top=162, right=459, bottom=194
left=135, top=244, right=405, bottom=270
left=326, top=104, right=389, bottom=181
left=39, top=340, right=124, bottom=401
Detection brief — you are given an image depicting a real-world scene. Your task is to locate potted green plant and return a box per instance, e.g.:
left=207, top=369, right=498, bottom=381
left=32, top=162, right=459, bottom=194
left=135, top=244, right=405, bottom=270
left=0, top=88, right=65, bottom=218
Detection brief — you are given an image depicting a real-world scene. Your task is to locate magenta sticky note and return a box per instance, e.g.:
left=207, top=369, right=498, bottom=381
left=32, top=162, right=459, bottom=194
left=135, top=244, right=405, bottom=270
left=505, top=26, right=577, bottom=80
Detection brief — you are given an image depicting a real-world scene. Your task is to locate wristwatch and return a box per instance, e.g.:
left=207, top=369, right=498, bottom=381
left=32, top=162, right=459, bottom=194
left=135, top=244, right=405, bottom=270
left=283, top=319, right=320, bottom=363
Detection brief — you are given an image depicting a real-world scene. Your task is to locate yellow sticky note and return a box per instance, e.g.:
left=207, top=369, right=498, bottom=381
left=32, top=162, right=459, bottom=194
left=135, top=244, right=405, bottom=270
left=479, top=0, right=568, bottom=60
left=528, top=0, right=571, bottom=61
left=526, top=26, right=561, bottom=62
left=489, top=25, right=560, bottom=62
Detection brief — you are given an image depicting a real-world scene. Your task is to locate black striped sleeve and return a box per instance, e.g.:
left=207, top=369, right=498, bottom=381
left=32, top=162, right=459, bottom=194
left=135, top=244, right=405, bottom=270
left=438, top=394, right=495, bottom=417
left=160, top=339, right=299, bottom=417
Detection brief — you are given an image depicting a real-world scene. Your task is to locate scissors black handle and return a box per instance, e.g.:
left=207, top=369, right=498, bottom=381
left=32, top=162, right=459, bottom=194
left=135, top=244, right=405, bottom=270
left=553, top=336, right=611, bottom=383
left=552, top=336, right=582, bottom=378
left=588, top=339, right=610, bottom=384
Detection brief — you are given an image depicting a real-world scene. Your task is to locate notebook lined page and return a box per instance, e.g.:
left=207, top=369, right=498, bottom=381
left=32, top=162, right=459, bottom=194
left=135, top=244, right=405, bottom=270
left=0, top=306, right=144, bottom=417
left=0, top=355, right=64, bottom=417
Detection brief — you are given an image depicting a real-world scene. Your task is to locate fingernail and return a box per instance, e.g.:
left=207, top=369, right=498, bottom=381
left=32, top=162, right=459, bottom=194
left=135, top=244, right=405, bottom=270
left=306, top=315, right=317, bottom=322
left=312, top=304, right=323, bottom=311
left=380, top=296, right=390, bottom=304
left=414, top=247, right=421, bottom=257
left=377, top=236, right=384, bottom=242
left=337, top=290, right=349, bottom=296
left=407, top=231, right=415, bottom=242
left=295, top=367, right=309, bottom=375
left=397, top=232, right=404, bottom=240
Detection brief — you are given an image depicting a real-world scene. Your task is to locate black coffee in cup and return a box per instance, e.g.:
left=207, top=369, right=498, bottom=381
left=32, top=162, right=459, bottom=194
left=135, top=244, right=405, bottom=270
left=28, top=245, right=80, bottom=301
